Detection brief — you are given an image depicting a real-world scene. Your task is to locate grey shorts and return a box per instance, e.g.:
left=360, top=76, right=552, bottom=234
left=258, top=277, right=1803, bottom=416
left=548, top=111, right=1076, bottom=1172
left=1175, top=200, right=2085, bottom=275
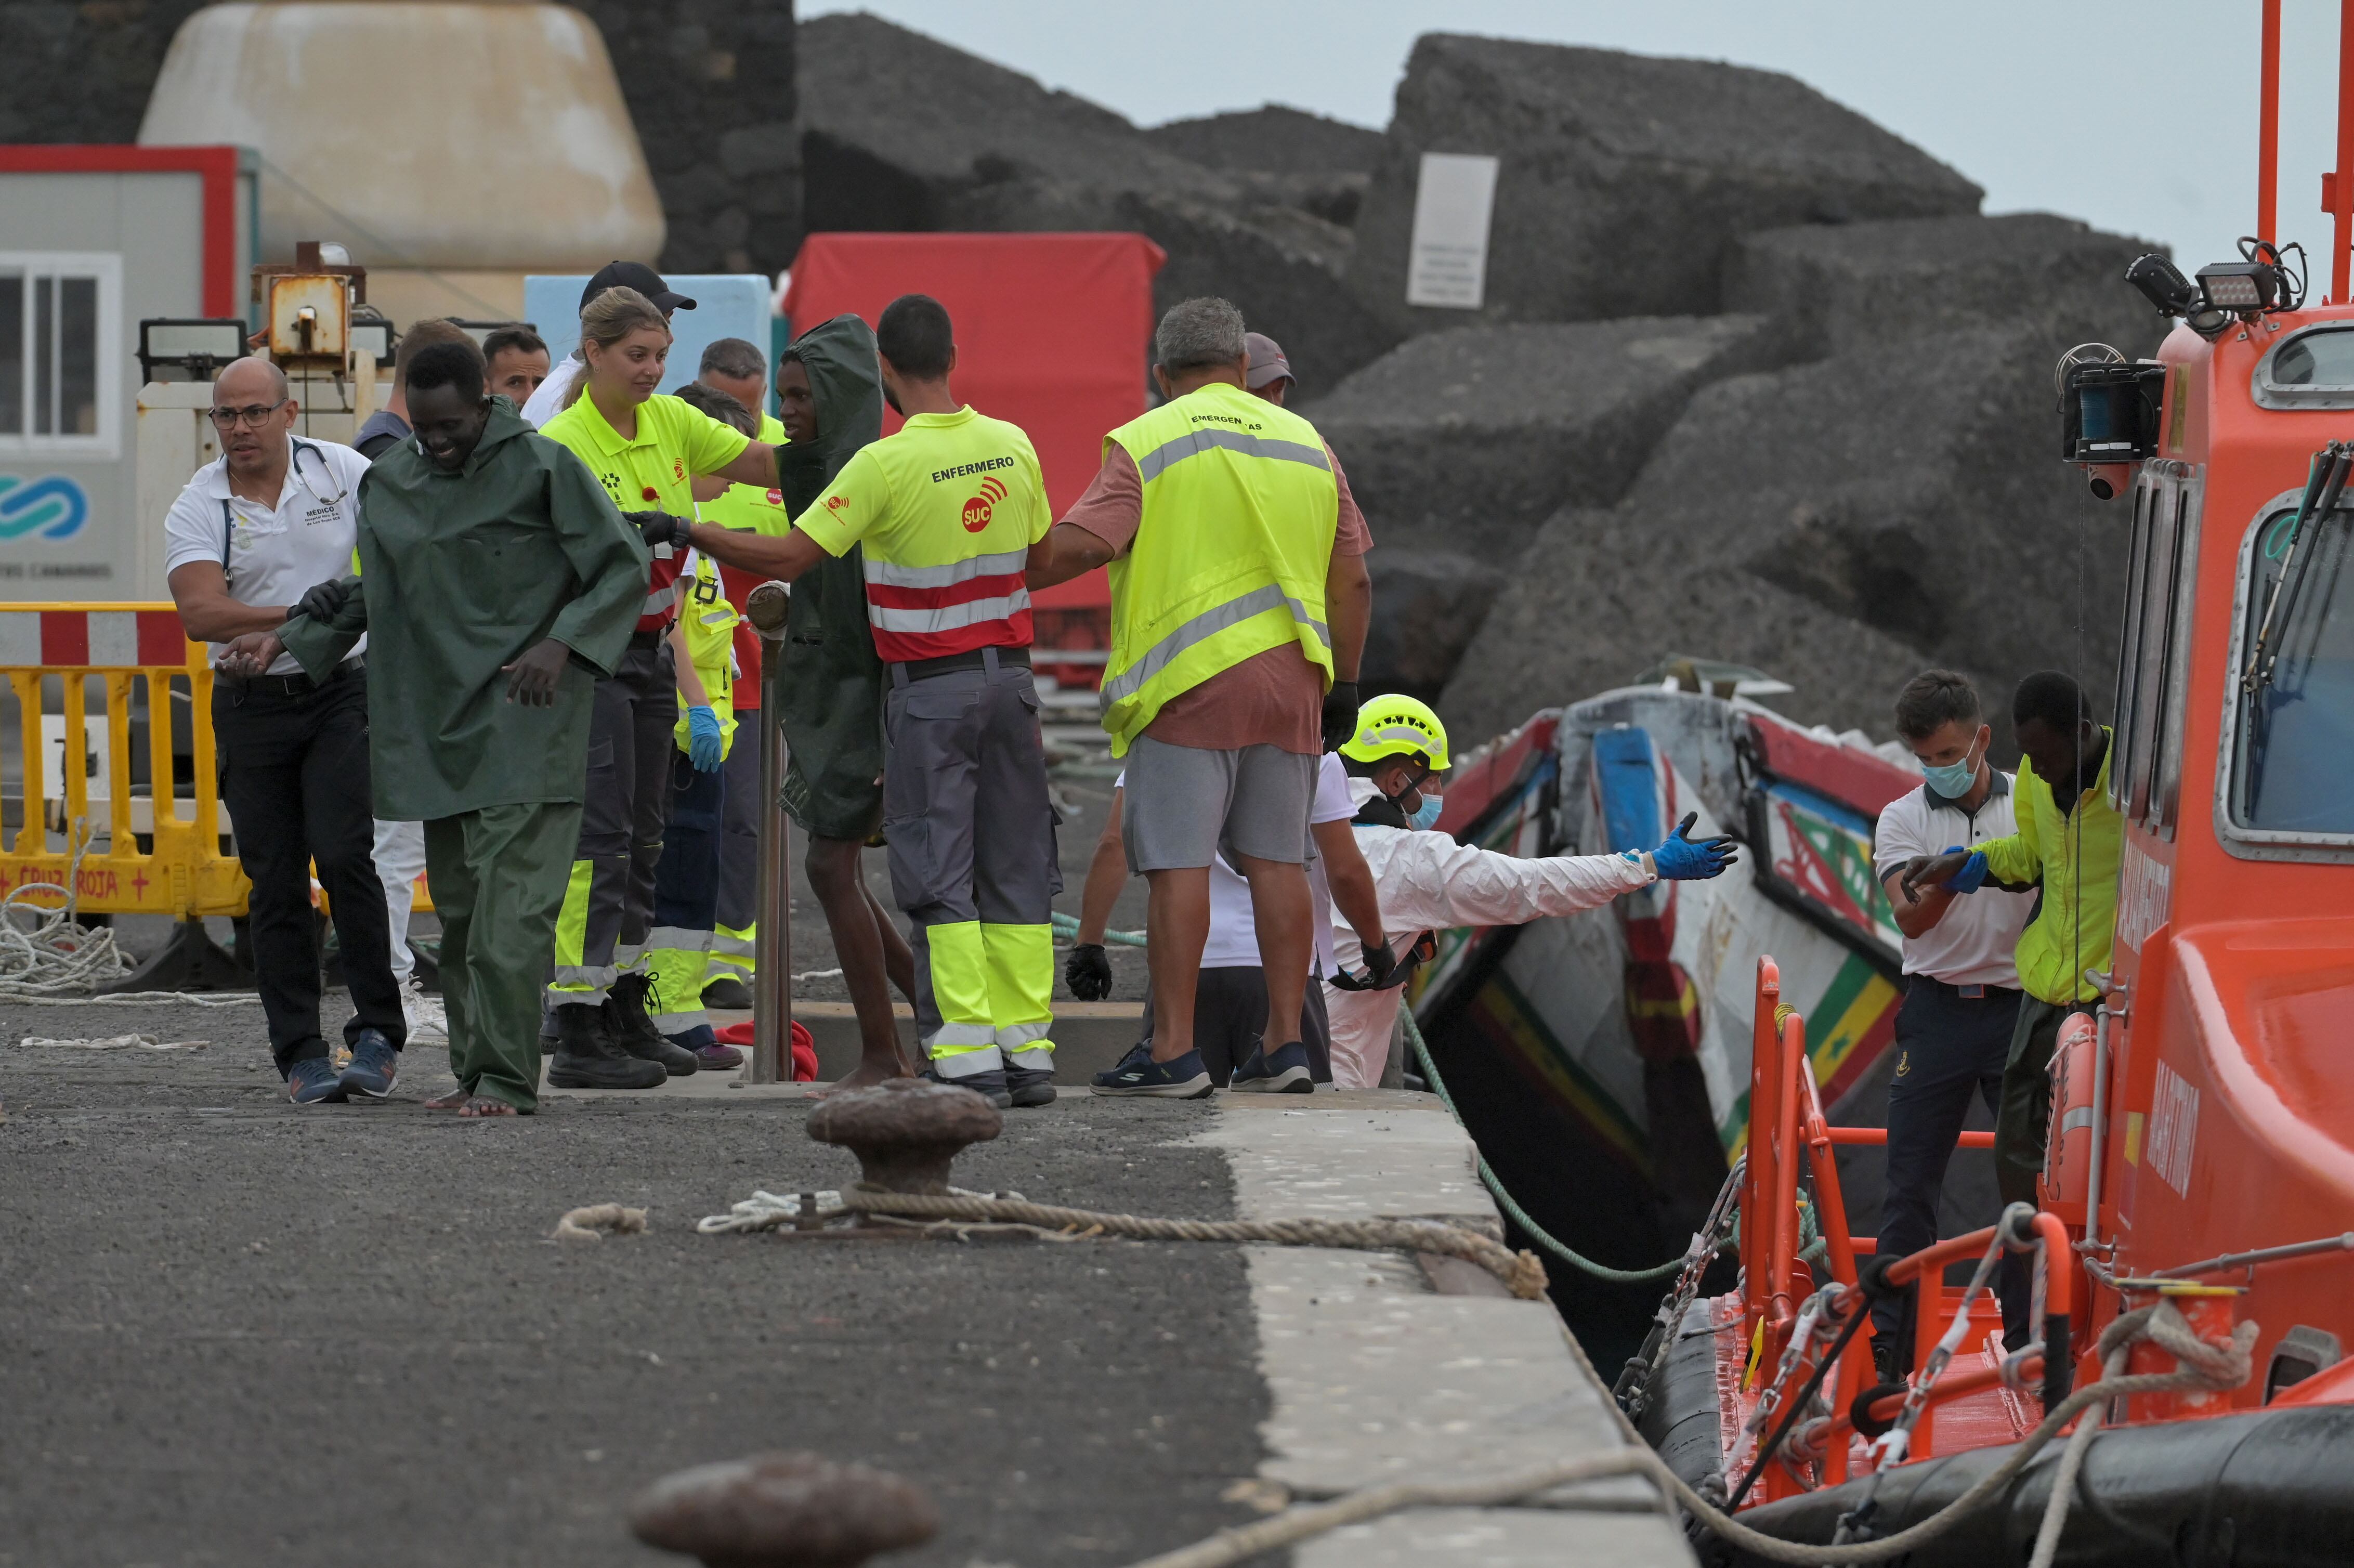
left=1122, top=736, right=1317, bottom=872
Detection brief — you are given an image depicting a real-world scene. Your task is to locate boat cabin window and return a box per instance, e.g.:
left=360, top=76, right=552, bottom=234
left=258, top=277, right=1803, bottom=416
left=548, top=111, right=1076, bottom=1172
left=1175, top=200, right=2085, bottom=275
left=2112, top=476, right=2200, bottom=836
left=2255, top=324, right=2354, bottom=410
left=2231, top=500, right=2354, bottom=835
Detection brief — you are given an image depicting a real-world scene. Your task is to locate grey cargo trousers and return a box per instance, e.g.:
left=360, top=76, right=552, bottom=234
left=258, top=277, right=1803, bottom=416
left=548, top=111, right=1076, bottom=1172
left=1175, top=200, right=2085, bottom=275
left=881, top=648, right=1060, bottom=1081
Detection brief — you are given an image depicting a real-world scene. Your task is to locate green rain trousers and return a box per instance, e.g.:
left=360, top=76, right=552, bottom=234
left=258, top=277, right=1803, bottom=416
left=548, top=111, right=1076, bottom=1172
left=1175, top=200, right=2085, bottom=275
left=427, top=801, right=583, bottom=1111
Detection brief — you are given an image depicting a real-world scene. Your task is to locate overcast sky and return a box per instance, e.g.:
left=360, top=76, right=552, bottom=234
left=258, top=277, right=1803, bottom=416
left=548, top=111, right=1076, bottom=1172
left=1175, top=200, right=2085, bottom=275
left=805, top=1, right=2354, bottom=295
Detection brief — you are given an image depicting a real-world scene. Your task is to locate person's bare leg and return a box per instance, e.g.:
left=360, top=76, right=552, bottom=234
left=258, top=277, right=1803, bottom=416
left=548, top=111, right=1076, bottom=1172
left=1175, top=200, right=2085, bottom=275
left=864, top=881, right=917, bottom=1004
left=807, top=834, right=913, bottom=1089
left=1143, top=866, right=1212, bottom=1063
left=1235, top=857, right=1312, bottom=1048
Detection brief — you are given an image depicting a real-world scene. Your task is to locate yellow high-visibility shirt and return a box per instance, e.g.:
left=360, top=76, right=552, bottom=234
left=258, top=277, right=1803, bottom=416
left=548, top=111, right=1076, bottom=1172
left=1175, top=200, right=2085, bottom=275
left=540, top=389, right=751, bottom=631
left=790, top=406, right=1050, bottom=662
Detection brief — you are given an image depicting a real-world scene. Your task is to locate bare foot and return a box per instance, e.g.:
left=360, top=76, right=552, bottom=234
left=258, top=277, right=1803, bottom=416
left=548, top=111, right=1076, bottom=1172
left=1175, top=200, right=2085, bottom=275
left=812, top=1057, right=918, bottom=1098
left=456, top=1095, right=521, bottom=1118
left=423, top=1084, right=472, bottom=1110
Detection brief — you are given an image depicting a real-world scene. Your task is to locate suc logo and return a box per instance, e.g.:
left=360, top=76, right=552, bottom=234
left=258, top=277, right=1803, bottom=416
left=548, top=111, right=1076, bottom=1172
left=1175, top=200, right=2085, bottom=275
left=0, top=475, right=90, bottom=540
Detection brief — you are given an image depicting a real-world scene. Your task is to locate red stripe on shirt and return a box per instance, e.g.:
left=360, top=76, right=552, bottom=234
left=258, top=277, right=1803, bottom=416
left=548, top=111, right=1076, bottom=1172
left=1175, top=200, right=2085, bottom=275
left=634, top=553, right=685, bottom=633
left=860, top=570, right=1028, bottom=610
left=869, top=611, right=1033, bottom=664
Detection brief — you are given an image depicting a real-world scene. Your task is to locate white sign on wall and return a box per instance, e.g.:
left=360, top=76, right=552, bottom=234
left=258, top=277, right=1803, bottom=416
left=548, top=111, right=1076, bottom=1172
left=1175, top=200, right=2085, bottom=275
left=1405, top=153, right=1500, bottom=310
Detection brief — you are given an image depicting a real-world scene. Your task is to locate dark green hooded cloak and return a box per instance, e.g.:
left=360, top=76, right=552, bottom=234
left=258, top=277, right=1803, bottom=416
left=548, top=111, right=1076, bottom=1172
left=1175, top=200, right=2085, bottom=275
left=773, top=313, right=889, bottom=840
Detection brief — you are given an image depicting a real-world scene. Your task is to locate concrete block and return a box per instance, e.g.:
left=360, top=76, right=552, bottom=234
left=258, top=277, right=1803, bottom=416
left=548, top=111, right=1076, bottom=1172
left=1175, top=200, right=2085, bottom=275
left=799, top=12, right=1401, bottom=380
left=1147, top=105, right=1387, bottom=227
left=1362, top=549, right=1508, bottom=702
left=1348, top=34, right=1981, bottom=334
left=1307, top=315, right=1794, bottom=563
left=1440, top=324, right=2128, bottom=744
left=1726, top=212, right=2167, bottom=360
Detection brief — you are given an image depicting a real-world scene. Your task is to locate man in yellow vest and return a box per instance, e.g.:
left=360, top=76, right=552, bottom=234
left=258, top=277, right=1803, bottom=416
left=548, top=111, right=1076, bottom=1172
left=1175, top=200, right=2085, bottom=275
left=630, top=295, right=1061, bottom=1108
left=1028, top=297, right=1374, bottom=1097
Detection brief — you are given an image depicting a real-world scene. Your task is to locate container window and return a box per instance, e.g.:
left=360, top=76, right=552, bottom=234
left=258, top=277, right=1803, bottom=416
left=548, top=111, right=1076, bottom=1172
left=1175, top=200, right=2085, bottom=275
left=0, top=275, right=21, bottom=435
left=2233, top=503, right=2354, bottom=833
left=0, top=254, right=119, bottom=453
left=2128, top=488, right=2186, bottom=825
left=2151, top=486, right=2202, bottom=836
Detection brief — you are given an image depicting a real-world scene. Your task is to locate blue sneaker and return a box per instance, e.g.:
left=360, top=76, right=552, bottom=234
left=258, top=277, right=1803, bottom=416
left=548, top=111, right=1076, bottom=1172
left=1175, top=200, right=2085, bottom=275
left=1091, top=1047, right=1212, bottom=1099
left=338, top=1029, right=400, bottom=1100
left=1231, top=1039, right=1313, bottom=1094
left=1091, top=1041, right=1150, bottom=1085
left=285, top=1057, right=347, bottom=1106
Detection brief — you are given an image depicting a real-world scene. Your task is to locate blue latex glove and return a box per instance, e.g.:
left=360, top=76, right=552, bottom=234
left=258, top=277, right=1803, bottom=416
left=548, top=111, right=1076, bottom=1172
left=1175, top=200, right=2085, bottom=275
left=1651, top=812, right=1739, bottom=880
left=686, top=704, right=724, bottom=773
left=1942, top=847, right=1989, bottom=895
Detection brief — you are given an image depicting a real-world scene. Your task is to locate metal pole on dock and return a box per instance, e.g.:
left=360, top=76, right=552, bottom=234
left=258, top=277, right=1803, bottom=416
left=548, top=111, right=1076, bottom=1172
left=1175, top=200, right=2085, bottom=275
left=744, top=581, right=792, bottom=1084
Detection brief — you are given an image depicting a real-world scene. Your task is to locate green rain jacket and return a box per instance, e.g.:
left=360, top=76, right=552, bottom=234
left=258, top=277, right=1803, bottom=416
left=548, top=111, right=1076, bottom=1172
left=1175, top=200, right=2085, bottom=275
left=773, top=313, right=889, bottom=841
left=279, top=396, right=649, bottom=820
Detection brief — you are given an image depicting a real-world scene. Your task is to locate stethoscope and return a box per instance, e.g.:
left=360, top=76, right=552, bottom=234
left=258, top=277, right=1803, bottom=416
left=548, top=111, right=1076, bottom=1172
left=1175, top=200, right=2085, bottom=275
left=219, top=439, right=345, bottom=590
left=291, top=439, right=349, bottom=508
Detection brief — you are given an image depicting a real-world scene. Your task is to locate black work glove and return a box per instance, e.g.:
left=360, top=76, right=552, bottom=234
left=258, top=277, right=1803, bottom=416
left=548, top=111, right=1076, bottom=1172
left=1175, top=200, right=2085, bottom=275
left=293, top=576, right=352, bottom=622
left=501, top=636, right=571, bottom=708
left=1321, top=679, right=1361, bottom=753
left=1360, top=937, right=1397, bottom=988
left=622, top=508, right=687, bottom=549
left=1065, top=943, right=1112, bottom=1001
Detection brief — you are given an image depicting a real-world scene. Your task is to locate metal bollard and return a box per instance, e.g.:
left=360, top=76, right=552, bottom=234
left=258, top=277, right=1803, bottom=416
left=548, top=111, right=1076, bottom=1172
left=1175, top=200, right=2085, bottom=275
left=743, top=581, right=793, bottom=1084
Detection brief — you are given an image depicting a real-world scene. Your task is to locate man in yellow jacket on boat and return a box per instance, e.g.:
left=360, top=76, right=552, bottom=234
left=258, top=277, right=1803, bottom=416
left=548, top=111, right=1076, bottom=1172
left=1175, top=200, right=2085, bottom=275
left=1902, top=670, right=2121, bottom=1345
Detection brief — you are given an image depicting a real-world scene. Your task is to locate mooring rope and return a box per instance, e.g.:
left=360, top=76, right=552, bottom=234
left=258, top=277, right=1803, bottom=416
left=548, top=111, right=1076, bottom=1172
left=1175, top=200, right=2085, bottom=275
left=1120, top=1298, right=2255, bottom=1568
left=697, top=1186, right=1548, bottom=1300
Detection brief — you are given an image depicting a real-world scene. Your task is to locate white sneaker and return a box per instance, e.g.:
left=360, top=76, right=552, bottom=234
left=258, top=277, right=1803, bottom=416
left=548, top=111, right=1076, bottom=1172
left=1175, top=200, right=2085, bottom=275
left=404, top=979, right=448, bottom=1043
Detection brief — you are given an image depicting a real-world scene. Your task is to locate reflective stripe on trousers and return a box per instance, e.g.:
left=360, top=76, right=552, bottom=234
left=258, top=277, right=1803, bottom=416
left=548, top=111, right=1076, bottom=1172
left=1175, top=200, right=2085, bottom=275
left=643, top=925, right=714, bottom=1034
left=1100, top=581, right=1330, bottom=709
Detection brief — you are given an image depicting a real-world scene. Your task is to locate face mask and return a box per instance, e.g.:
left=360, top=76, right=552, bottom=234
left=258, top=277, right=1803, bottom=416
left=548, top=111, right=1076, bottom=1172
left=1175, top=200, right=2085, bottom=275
left=1921, top=733, right=1983, bottom=799
left=1406, top=792, right=1444, bottom=831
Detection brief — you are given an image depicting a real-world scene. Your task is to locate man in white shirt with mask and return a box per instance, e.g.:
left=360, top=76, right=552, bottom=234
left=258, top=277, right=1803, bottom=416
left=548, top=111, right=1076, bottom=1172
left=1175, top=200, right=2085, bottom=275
left=162, top=357, right=406, bottom=1105
left=1322, top=697, right=1738, bottom=1088
left=1868, top=669, right=2038, bottom=1377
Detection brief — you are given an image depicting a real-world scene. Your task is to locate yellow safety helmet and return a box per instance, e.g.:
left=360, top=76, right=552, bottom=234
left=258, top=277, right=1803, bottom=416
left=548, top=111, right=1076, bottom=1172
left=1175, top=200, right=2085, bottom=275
left=1339, top=694, right=1451, bottom=773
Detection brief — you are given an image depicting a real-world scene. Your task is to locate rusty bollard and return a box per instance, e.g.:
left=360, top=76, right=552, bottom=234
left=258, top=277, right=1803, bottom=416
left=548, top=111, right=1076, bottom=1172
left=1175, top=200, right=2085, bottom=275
left=629, top=1452, right=936, bottom=1567
left=806, top=1077, right=1001, bottom=1195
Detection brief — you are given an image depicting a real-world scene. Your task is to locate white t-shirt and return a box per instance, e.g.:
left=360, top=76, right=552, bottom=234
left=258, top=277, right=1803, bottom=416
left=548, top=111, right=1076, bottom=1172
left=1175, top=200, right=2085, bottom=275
left=1871, top=772, right=2037, bottom=989
left=162, top=437, right=371, bottom=675
left=520, top=353, right=584, bottom=428
left=1111, top=760, right=1357, bottom=972
left=1304, top=753, right=1358, bottom=979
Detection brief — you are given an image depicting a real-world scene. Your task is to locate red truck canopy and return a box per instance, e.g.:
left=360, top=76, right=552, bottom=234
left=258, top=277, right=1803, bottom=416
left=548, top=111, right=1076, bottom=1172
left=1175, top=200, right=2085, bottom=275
left=781, top=232, right=1166, bottom=621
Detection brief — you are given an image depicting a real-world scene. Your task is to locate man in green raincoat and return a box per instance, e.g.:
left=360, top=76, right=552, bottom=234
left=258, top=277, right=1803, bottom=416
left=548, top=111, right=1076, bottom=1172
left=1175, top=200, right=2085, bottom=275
left=767, top=315, right=920, bottom=1089
left=237, top=340, right=649, bottom=1115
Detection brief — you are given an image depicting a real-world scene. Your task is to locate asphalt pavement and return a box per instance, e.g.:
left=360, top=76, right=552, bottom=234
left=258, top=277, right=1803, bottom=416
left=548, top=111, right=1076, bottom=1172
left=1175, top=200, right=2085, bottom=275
left=0, top=997, right=1267, bottom=1568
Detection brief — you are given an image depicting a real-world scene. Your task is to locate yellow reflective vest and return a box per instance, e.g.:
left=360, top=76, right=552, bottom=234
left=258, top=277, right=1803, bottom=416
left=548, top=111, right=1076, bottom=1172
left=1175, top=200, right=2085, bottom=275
left=1974, top=731, right=2122, bottom=1005
left=1098, top=382, right=1339, bottom=756
left=672, top=547, right=741, bottom=759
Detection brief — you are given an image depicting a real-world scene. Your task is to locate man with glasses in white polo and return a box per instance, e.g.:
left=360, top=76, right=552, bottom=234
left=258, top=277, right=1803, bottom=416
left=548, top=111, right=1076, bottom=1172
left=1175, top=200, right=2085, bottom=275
left=163, top=357, right=406, bottom=1106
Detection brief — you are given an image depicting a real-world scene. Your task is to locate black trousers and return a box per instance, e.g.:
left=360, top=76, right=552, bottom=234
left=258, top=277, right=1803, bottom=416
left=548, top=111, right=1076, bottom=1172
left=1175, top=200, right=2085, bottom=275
left=214, top=663, right=404, bottom=1075
left=1874, top=975, right=2024, bottom=1349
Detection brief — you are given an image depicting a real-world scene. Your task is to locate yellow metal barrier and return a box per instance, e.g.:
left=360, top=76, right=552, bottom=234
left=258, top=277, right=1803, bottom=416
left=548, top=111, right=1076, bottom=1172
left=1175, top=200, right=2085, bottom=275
left=0, top=602, right=250, bottom=920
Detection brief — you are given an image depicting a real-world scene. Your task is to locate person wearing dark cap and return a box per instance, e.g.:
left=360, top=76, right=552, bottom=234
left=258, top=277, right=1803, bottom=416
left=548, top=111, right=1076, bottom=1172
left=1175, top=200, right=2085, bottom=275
left=520, top=260, right=698, bottom=429
left=1244, top=332, right=1295, bottom=404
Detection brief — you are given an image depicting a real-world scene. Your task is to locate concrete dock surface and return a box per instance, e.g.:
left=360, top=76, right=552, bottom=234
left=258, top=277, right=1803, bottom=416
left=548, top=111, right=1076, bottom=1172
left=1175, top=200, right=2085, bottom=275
left=0, top=997, right=1691, bottom=1568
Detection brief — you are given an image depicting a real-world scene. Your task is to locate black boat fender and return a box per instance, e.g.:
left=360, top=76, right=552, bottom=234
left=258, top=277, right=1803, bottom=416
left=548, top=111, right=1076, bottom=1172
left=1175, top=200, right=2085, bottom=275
left=1636, top=1297, right=1730, bottom=1504
left=1706, top=1404, right=2354, bottom=1568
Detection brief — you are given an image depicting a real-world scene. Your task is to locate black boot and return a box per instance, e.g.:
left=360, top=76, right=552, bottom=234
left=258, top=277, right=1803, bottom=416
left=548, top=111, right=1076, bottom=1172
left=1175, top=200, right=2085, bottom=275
left=545, top=1001, right=666, bottom=1090
left=608, top=973, right=699, bottom=1076
left=700, top=974, right=752, bottom=1011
